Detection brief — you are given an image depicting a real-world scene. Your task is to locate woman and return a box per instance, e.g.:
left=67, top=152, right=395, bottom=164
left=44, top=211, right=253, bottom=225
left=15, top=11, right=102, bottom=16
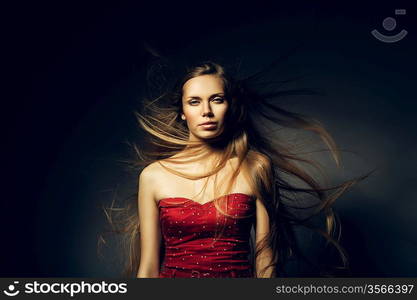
left=137, top=71, right=273, bottom=278
left=103, top=59, right=371, bottom=278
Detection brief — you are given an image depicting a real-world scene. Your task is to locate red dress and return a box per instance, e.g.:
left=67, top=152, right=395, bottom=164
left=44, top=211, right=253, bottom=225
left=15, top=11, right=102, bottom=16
left=158, top=193, right=255, bottom=278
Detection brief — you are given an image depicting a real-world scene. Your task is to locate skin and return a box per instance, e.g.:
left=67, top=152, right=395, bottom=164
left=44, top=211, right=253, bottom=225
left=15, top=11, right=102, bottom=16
left=180, top=74, right=228, bottom=142
left=136, top=75, right=274, bottom=278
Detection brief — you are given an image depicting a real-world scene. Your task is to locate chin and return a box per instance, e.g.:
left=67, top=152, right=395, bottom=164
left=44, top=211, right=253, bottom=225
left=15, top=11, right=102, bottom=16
left=192, top=126, right=226, bottom=141
left=198, top=133, right=219, bottom=140
left=198, top=129, right=225, bottom=141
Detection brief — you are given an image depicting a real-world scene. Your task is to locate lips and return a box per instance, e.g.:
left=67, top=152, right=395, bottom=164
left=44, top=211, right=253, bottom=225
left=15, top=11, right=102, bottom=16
left=199, top=121, right=218, bottom=130
left=199, top=121, right=217, bottom=126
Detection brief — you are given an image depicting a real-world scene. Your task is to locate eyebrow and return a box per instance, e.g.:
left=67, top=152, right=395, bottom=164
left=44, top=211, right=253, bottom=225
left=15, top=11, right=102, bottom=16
left=185, top=93, right=225, bottom=100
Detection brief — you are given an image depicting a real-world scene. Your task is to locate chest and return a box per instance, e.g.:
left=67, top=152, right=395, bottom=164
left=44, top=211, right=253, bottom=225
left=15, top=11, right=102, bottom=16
left=155, top=165, right=254, bottom=203
left=158, top=193, right=256, bottom=243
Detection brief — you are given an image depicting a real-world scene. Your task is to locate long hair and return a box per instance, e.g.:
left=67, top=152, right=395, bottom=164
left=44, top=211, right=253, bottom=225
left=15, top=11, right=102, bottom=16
left=99, top=53, right=374, bottom=278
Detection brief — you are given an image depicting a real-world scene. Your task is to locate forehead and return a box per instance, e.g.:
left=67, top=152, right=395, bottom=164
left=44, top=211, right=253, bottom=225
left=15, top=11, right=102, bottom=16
left=182, top=75, right=224, bottom=98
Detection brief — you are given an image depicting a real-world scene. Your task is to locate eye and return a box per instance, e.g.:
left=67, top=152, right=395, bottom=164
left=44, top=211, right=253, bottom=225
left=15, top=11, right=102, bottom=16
left=188, top=99, right=200, bottom=105
left=212, top=97, right=225, bottom=103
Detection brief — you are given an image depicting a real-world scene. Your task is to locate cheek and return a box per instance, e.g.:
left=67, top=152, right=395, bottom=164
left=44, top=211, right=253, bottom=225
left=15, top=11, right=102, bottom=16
left=183, top=108, right=200, bottom=126
left=217, top=106, right=229, bottom=122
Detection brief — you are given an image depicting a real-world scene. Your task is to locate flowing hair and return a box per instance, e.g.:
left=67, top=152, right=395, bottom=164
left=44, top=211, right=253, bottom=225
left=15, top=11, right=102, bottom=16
left=99, top=51, right=374, bottom=278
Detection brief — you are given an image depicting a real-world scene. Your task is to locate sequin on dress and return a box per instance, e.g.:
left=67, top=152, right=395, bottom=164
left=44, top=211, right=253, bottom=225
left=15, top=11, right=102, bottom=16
left=158, top=193, right=255, bottom=278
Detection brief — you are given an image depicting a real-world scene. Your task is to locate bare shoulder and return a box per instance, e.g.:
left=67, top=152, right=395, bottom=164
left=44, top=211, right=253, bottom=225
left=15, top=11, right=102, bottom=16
left=247, top=151, right=273, bottom=176
left=138, top=162, right=167, bottom=202
left=139, top=161, right=163, bottom=180
left=248, top=150, right=271, bottom=165
left=139, top=160, right=173, bottom=184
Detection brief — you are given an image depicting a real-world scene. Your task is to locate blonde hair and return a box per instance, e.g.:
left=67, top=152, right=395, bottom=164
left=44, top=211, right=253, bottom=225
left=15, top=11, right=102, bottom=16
left=99, top=59, right=373, bottom=277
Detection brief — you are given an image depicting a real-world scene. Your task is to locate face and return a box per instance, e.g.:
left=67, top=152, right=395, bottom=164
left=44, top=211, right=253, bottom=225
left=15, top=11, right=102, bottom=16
left=181, top=75, right=229, bottom=141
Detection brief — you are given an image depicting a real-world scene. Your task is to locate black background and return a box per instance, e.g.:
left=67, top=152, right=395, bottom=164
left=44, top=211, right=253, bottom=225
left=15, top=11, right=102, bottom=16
left=2, top=1, right=417, bottom=277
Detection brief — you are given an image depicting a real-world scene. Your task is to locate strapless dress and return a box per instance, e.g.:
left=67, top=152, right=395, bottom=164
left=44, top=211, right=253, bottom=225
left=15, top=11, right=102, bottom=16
left=158, top=193, right=256, bottom=278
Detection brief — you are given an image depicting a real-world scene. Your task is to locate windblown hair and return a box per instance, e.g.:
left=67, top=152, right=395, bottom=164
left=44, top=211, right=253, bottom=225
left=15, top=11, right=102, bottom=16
left=99, top=55, right=373, bottom=278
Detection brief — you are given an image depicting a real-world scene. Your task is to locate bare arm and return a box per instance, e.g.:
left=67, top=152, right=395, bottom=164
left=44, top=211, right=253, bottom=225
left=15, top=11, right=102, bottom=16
left=136, top=165, right=162, bottom=278
left=254, top=198, right=275, bottom=278
left=247, top=151, right=276, bottom=277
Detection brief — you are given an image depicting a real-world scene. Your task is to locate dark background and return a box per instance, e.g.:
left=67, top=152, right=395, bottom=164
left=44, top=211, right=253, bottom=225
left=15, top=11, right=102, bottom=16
left=2, top=1, right=416, bottom=277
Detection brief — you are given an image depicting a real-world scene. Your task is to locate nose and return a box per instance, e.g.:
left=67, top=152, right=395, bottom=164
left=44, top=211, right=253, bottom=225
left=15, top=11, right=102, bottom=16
left=201, top=100, right=214, bottom=117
